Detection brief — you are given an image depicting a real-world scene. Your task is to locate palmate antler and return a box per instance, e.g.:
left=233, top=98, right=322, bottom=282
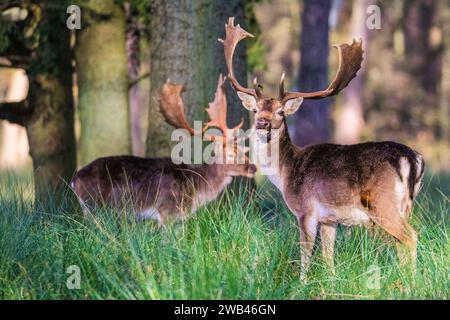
left=219, top=17, right=364, bottom=103
left=279, top=39, right=364, bottom=103
left=158, top=80, right=197, bottom=135
left=204, top=74, right=243, bottom=140
left=158, top=74, right=244, bottom=144
left=218, top=17, right=264, bottom=100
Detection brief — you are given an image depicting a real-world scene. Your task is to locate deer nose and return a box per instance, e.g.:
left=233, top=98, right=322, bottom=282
left=248, top=164, right=257, bottom=174
left=256, top=119, right=270, bottom=130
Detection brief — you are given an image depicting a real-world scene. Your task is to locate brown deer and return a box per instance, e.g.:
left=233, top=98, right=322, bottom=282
left=220, top=17, right=425, bottom=276
left=71, top=75, right=256, bottom=225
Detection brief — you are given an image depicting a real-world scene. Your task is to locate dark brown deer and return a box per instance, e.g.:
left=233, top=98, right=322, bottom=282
left=220, top=17, right=425, bottom=276
left=71, top=75, right=256, bottom=225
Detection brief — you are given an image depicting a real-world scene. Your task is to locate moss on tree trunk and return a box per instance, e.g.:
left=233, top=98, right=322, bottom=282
left=75, top=0, right=131, bottom=165
left=26, top=74, right=76, bottom=202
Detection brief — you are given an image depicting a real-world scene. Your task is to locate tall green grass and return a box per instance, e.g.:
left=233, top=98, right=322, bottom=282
left=0, top=171, right=448, bottom=299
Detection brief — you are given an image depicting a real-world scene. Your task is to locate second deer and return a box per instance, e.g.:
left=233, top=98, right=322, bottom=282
left=71, top=75, right=256, bottom=225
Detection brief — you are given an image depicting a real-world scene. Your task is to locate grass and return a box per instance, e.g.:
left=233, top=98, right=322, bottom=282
left=0, top=170, right=448, bottom=300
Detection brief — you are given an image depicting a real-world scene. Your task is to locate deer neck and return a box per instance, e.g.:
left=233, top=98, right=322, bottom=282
left=189, top=164, right=231, bottom=211
left=278, top=120, right=297, bottom=170
left=252, top=119, right=296, bottom=192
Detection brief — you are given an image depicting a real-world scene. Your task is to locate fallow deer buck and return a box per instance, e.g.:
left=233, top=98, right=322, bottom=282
left=220, top=17, right=425, bottom=276
left=71, top=75, right=256, bottom=225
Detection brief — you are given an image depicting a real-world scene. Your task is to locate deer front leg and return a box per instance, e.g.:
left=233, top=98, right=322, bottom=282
left=298, top=213, right=318, bottom=280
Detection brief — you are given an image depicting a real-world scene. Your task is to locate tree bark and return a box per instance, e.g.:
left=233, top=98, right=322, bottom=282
left=125, top=1, right=145, bottom=157
left=0, top=2, right=77, bottom=202
left=75, top=0, right=131, bottom=166
left=439, top=0, right=450, bottom=140
left=26, top=74, right=76, bottom=202
left=403, top=0, right=440, bottom=95
left=292, top=0, right=331, bottom=147
left=335, top=0, right=367, bottom=144
left=146, top=0, right=250, bottom=158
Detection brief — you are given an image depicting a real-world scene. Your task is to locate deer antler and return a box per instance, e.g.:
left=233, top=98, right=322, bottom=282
left=204, top=74, right=243, bottom=144
left=280, top=39, right=364, bottom=103
left=158, top=80, right=196, bottom=135
left=159, top=75, right=244, bottom=140
left=204, top=74, right=228, bottom=134
left=159, top=75, right=250, bottom=162
left=205, top=74, right=243, bottom=133
left=218, top=17, right=264, bottom=99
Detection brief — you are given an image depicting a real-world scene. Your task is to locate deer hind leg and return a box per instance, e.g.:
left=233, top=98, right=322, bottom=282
left=370, top=206, right=417, bottom=270
left=367, top=191, right=417, bottom=272
left=395, top=197, right=416, bottom=268
left=320, top=223, right=337, bottom=275
left=297, top=212, right=318, bottom=280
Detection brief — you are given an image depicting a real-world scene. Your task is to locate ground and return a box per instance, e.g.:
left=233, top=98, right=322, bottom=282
left=0, top=170, right=448, bottom=299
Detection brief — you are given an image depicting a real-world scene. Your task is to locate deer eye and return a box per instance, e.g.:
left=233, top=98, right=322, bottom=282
left=277, top=110, right=284, bottom=116
left=253, top=108, right=257, bottom=113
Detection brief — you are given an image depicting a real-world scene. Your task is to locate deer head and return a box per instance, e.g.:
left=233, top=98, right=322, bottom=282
left=158, top=74, right=256, bottom=177
left=219, top=17, right=363, bottom=139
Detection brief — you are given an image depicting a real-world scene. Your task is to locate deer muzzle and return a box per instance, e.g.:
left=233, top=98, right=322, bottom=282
left=256, top=119, right=271, bottom=130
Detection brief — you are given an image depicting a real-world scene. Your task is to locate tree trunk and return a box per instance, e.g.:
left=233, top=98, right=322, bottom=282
left=26, top=74, right=76, bottom=203
left=125, top=1, right=145, bottom=157
left=403, top=0, right=440, bottom=95
left=292, top=0, right=331, bottom=147
left=146, top=0, right=250, bottom=158
left=335, top=0, right=368, bottom=144
left=439, top=0, right=450, bottom=141
left=0, top=2, right=76, bottom=203
left=76, top=0, right=131, bottom=166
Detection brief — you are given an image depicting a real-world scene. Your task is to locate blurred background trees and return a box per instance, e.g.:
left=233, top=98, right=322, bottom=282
left=292, top=0, right=331, bottom=146
left=335, top=0, right=368, bottom=144
left=75, top=0, right=131, bottom=166
left=1, top=0, right=449, bottom=202
left=0, top=1, right=76, bottom=202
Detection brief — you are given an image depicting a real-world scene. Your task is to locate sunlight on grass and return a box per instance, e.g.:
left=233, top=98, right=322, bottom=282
left=0, top=171, right=448, bottom=299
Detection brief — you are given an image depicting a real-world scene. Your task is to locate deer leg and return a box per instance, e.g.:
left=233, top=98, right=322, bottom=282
left=368, top=201, right=417, bottom=272
left=396, top=197, right=417, bottom=272
left=298, top=213, right=318, bottom=280
left=396, top=224, right=417, bottom=273
left=320, top=223, right=337, bottom=274
left=79, top=200, right=93, bottom=218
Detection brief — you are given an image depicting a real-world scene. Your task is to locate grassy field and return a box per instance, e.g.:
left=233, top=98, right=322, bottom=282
left=0, top=171, right=448, bottom=300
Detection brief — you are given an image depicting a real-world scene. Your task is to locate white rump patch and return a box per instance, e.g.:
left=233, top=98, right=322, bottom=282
left=414, top=154, right=424, bottom=197
left=398, top=157, right=410, bottom=184
left=394, top=178, right=406, bottom=216
left=396, top=157, right=411, bottom=217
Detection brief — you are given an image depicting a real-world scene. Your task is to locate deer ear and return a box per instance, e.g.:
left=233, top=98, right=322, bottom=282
left=282, top=97, right=303, bottom=115
left=237, top=92, right=257, bottom=111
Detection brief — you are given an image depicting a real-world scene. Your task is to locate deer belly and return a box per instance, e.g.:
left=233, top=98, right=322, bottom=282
left=138, top=207, right=161, bottom=222
left=318, top=203, right=372, bottom=226
left=338, top=208, right=372, bottom=226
